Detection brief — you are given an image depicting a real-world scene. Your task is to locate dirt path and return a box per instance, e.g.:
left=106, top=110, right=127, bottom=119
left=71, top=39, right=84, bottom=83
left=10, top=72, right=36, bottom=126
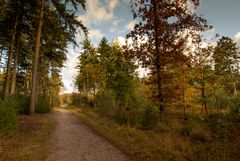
left=46, top=108, right=129, bottom=161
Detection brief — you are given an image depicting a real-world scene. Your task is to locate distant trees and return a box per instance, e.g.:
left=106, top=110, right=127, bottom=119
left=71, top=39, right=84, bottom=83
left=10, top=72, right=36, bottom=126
left=75, top=37, right=136, bottom=101
left=75, top=38, right=98, bottom=94
left=213, top=37, right=240, bottom=96
left=75, top=37, right=143, bottom=122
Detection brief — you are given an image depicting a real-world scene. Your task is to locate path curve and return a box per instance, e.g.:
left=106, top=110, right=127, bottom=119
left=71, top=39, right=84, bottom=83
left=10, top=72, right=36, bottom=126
left=46, top=108, right=129, bottom=161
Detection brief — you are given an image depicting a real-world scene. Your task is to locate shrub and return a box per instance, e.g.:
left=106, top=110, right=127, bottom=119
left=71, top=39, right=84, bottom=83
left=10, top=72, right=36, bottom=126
left=207, top=113, right=230, bottom=138
left=36, top=97, right=51, bottom=113
left=180, top=126, right=191, bottom=136
left=140, top=103, right=159, bottom=130
left=71, top=93, right=95, bottom=108
left=0, top=95, right=30, bottom=114
left=0, top=99, right=18, bottom=136
left=114, top=107, right=128, bottom=125
left=210, top=88, right=229, bottom=112
left=11, top=95, right=30, bottom=114
left=70, top=93, right=81, bottom=107
left=207, top=113, right=220, bottom=122
left=213, top=123, right=230, bottom=138
left=52, top=96, right=61, bottom=107
left=96, top=90, right=116, bottom=117
left=228, top=96, right=239, bottom=113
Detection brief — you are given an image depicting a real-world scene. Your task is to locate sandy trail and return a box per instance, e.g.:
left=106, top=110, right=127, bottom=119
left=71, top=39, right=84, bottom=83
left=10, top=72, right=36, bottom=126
left=46, top=108, right=129, bottom=161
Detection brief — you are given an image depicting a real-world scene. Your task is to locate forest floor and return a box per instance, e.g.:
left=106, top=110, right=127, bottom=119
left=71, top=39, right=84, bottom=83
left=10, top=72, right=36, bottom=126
left=46, top=108, right=129, bottom=161
left=0, top=113, right=55, bottom=161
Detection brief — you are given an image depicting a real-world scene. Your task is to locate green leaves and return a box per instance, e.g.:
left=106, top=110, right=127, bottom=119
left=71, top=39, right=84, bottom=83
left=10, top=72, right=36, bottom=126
left=213, top=36, right=239, bottom=76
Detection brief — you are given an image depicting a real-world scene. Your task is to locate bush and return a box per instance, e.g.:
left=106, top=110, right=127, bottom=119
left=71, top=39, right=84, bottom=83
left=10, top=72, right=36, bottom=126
left=140, top=103, right=159, bottom=130
left=210, top=89, right=229, bottom=112
left=52, top=96, right=61, bottom=107
left=70, top=93, right=81, bottom=107
left=71, top=93, right=95, bottom=108
left=114, top=107, right=128, bottom=125
left=0, top=99, right=18, bottom=136
left=96, top=90, right=116, bottom=117
left=11, top=95, right=30, bottom=114
left=180, top=126, right=191, bottom=136
left=96, top=86, right=160, bottom=129
left=36, top=97, right=51, bottom=113
left=207, top=113, right=230, bottom=138
left=0, top=95, right=30, bottom=114
left=229, top=96, right=239, bottom=113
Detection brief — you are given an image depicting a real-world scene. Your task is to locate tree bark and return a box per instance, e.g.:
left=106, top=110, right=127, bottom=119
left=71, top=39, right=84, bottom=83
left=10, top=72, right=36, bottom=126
left=182, top=68, right=187, bottom=119
left=4, top=5, right=19, bottom=98
left=233, top=81, right=237, bottom=96
left=153, top=0, right=164, bottom=111
left=29, top=0, right=45, bottom=113
left=10, top=34, right=20, bottom=95
left=201, top=69, right=208, bottom=114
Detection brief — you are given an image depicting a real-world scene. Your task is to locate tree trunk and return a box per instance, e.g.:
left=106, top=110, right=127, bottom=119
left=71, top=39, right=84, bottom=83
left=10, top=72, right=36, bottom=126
left=29, top=0, right=45, bottom=113
left=182, top=68, right=187, bottom=120
left=0, top=37, right=5, bottom=64
left=233, top=81, right=237, bottom=96
left=4, top=6, right=19, bottom=98
left=10, top=34, right=20, bottom=95
left=201, top=70, right=208, bottom=114
left=0, top=48, right=3, bottom=65
left=153, top=0, right=164, bottom=111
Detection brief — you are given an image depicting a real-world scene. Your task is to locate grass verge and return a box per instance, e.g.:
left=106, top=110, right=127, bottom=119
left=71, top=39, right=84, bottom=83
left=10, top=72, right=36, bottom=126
left=69, top=107, right=240, bottom=161
left=0, top=113, right=55, bottom=161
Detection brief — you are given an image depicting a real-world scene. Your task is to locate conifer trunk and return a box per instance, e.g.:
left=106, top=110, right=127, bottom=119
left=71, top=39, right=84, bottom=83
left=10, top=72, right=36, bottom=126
left=10, top=34, right=20, bottom=95
left=182, top=68, right=187, bottom=119
left=4, top=5, right=19, bottom=98
left=29, top=0, right=45, bottom=113
left=201, top=70, right=208, bottom=114
left=153, top=0, right=164, bottom=111
left=233, top=81, right=237, bottom=96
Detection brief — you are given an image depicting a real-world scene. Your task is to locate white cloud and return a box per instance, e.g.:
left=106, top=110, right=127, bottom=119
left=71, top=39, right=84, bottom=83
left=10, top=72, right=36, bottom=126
left=88, top=29, right=104, bottom=40
left=109, top=0, right=118, bottom=11
left=77, top=0, right=119, bottom=25
left=187, top=0, right=195, bottom=14
left=114, top=36, right=136, bottom=47
left=110, top=18, right=122, bottom=33
left=234, top=32, right=240, bottom=48
left=125, top=20, right=136, bottom=31
left=61, top=48, right=80, bottom=93
left=114, top=36, right=126, bottom=46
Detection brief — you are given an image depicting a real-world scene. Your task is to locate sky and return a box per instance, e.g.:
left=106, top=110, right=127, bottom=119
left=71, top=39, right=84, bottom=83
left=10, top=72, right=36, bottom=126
left=61, top=0, right=240, bottom=93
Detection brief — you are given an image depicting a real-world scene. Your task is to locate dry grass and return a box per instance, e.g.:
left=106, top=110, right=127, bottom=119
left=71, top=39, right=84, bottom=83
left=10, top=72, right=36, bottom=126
left=0, top=113, right=55, bottom=161
left=70, top=107, right=240, bottom=161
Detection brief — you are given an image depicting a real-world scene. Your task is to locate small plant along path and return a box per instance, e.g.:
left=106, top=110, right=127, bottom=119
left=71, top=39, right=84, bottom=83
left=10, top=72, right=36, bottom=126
left=46, top=108, right=129, bottom=161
